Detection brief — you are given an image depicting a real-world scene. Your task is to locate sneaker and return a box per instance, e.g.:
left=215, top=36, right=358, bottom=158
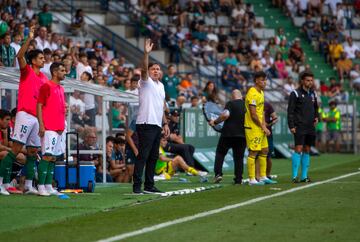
left=133, top=188, right=144, bottom=194
left=249, top=180, right=265, bottom=186
left=300, top=177, right=311, bottom=183
left=292, top=177, right=300, bottom=183
left=6, top=187, right=23, bottom=194
left=24, top=186, right=39, bottom=195
left=38, top=189, right=50, bottom=196
left=260, top=178, right=278, bottom=185
left=198, top=171, right=208, bottom=177
left=0, top=185, right=10, bottom=195
left=214, top=175, right=223, bottom=184
left=143, top=186, right=163, bottom=194
left=46, top=187, right=63, bottom=196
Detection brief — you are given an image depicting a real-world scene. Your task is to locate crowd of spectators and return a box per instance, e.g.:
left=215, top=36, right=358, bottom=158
left=0, top=1, right=215, bottom=184
left=125, top=0, right=312, bottom=93
left=284, top=1, right=360, bottom=94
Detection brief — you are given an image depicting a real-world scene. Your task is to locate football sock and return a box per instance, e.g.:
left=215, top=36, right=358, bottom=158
left=25, top=156, right=37, bottom=180
left=38, top=160, right=49, bottom=185
left=187, top=167, right=199, bottom=176
left=258, top=155, right=267, bottom=178
left=292, top=152, right=301, bottom=179
left=247, top=156, right=256, bottom=180
left=45, top=162, right=55, bottom=185
left=0, top=151, right=16, bottom=185
left=301, top=153, right=310, bottom=180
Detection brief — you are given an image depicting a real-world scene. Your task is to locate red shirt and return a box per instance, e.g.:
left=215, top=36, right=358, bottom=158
left=38, top=81, right=66, bottom=131
left=18, top=65, right=48, bottom=117
left=320, top=84, right=329, bottom=94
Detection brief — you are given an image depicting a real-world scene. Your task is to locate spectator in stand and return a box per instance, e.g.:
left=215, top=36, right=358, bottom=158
left=302, top=14, right=317, bottom=43
left=251, top=38, right=265, bottom=58
left=283, top=76, right=296, bottom=100
left=274, top=52, right=288, bottom=79
left=35, top=27, right=51, bottom=51
left=308, top=0, right=323, bottom=16
left=88, top=41, right=104, bottom=65
left=10, top=33, right=21, bottom=68
left=179, top=73, right=198, bottom=98
left=249, top=52, right=263, bottom=72
left=202, top=80, right=220, bottom=103
left=71, top=9, right=87, bottom=37
left=0, top=33, right=16, bottom=67
left=38, top=4, right=52, bottom=30
left=350, top=64, right=360, bottom=91
left=260, top=50, right=275, bottom=77
left=344, top=37, right=359, bottom=60
left=320, top=80, right=329, bottom=96
left=235, top=39, right=251, bottom=64
left=267, top=37, right=279, bottom=59
left=39, top=48, right=52, bottom=76
left=297, top=0, right=308, bottom=16
left=328, top=77, right=342, bottom=101
left=111, top=102, right=126, bottom=129
left=336, top=52, right=352, bottom=82
left=221, top=65, right=245, bottom=90
left=126, top=76, right=139, bottom=95
left=190, top=95, right=200, bottom=108
left=64, top=58, right=76, bottom=79
left=0, top=12, right=9, bottom=38
left=162, top=64, right=180, bottom=100
left=224, top=52, right=239, bottom=66
left=49, top=33, right=59, bottom=51
left=289, top=38, right=305, bottom=65
left=23, top=1, right=34, bottom=20
left=275, top=27, right=287, bottom=45
left=72, top=48, right=92, bottom=79
left=325, top=0, right=342, bottom=16
left=278, top=39, right=291, bottom=65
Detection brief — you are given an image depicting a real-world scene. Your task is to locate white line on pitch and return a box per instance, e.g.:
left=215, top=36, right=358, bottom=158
left=97, top=171, right=360, bottom=242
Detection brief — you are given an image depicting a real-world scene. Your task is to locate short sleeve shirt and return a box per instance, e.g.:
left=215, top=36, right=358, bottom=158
left=245, top=87, right=265, bottom=132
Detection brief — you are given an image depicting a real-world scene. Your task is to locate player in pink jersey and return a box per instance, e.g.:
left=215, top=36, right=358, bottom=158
left=0, top=26, right=47, bottom=195
left=37, top=62, right=66, bottom=196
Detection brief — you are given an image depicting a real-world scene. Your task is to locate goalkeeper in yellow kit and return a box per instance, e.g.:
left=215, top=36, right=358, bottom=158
left=245, top=72, right=277, bottom=185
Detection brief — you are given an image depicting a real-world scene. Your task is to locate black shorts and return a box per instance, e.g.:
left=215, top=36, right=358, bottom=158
left=294, top=133, right=316, bottom=147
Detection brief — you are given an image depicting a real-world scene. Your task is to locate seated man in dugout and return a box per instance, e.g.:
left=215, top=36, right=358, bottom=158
left=155, top=135, right=208, bottom=180
left=0, top=109, right=27, bottom=193
left=108, top=136, right=127, bottom=182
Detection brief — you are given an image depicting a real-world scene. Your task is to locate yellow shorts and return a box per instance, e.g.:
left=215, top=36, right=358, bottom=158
left=155, top=161, right=175, bottom=176
left=245, top=129, right=268, bottom=151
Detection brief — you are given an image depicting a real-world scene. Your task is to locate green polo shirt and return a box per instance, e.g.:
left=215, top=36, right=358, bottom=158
left=162, top=74, right=180, bottom=99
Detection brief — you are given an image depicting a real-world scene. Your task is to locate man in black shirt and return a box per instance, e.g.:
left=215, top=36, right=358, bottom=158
left=209, top=89, right=246, bottom=184
left=287, top=71, right=318, bottom=183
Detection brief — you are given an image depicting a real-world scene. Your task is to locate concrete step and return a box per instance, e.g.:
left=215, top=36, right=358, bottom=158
left=107, top=25, right=134, bottom=39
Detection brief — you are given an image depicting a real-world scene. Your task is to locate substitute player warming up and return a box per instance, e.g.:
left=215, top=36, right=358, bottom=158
left=0, top=26, right=48, bottom=195
left=244, top=72, right=277, bottom=186
left=37, top=62, right=66, bottom=196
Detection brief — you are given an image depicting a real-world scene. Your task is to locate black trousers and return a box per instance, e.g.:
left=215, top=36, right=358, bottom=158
left=214, top=136, right=246, bottom=183
left=133, top=124, right=162, bottom=190
left=164, top=143, right=195, bottom=167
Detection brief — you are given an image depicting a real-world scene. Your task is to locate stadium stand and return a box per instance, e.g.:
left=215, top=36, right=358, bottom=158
left=0, top=0, right=359, bottom=186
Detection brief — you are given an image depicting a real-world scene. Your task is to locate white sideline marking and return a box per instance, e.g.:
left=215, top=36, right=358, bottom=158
left=97, top=171, right=360, bottom=242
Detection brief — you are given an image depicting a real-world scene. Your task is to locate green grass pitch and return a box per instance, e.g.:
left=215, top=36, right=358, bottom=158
left=0, top=154, right=359, bottom=242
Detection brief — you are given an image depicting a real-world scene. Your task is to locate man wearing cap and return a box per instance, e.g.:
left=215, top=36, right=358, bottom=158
left=324, top=100, right=341, bottom=152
